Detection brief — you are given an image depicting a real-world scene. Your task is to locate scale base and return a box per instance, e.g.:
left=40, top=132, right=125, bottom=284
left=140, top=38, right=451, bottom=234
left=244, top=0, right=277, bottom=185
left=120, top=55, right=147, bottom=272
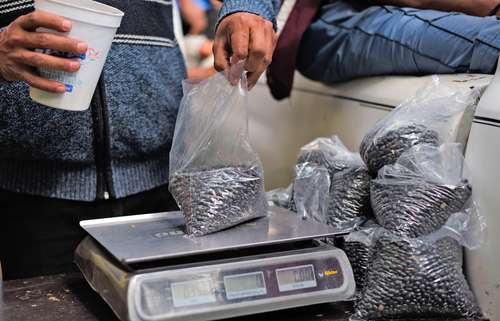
left=75, top=209, right=355, bottom=321
left=76, top=237, right=355, bottom=321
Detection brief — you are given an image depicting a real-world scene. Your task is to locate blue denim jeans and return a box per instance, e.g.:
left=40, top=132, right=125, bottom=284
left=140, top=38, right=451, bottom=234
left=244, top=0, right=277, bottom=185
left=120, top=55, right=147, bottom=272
left=297, top=1, right=500, bottom=83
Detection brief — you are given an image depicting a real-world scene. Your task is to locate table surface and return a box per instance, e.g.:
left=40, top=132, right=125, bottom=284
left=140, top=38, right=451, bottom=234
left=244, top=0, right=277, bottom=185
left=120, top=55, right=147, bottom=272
left=1, top=273, right=353, bottom=321
left=0, top=273, right=487, bottom=321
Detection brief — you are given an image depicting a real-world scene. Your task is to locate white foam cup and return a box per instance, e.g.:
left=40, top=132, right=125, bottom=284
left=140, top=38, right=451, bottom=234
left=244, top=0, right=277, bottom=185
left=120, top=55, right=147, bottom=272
left=30, top=0, right=124, bottom=111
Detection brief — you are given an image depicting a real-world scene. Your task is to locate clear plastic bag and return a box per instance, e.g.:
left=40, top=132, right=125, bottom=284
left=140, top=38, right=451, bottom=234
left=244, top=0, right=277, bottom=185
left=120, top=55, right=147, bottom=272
left=360, top=76, right=479, bottom=175
left=293, top=163, right=331, bottom=222
left=371, top=144, right=475, bottom=238
left=291, top=136, right=371, bottom=228
left=353, top=227, right=481, bottom=320
left=343, top=222, right=379, bottom=295
left=288, top=137, right=341, bottom=217
left=266, top=185, right=292, bottom=208
left=295, top=136, right=352, bottom=172
left=329, top=163, right=371, bottom=228
left=169, top=63, right=267, bottom=236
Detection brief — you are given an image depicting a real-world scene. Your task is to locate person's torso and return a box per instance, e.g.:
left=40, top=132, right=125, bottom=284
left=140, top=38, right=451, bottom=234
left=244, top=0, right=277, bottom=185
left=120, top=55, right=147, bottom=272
left=0, top=0, right=186, bottom=200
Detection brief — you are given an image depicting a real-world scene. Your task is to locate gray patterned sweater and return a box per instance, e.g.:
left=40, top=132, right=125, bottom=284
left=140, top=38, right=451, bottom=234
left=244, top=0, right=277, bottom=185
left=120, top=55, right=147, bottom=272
left=0, top=0, right=276, bottom=201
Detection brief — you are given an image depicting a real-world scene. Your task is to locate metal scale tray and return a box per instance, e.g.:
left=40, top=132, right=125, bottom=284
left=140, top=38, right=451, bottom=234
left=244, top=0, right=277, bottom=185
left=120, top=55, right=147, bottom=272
left=79, top=206, right=350, bottom=268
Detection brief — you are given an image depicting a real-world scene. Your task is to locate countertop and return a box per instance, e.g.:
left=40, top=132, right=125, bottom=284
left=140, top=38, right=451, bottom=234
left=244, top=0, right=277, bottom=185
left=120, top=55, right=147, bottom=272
left=0, top=273, right=488, bottom=321
left=0, top=273, right=352, bottom=321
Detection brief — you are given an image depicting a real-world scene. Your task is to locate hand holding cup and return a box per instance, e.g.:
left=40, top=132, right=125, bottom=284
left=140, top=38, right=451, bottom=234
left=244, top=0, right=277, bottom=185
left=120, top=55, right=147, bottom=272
left=0, top=10, right=87, bottom=93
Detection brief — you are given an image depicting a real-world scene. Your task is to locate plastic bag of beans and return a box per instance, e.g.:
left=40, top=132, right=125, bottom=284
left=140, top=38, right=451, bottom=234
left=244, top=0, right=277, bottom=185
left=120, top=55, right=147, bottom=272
left=328, top=162, right=371, bottom=229
left=371, top=144, right=475, bottom=238
left=291, top=136, right=371, bottom=228
left=288, top=137, right=341, bottom=214
left=343, top=222, right=379, bottom=295
left=289, top=136, right=342, bottom=218
left=169, top=62, right=267, bottom=236
left=360, top=76, right=479, bottom=175
left=353, top=226, right=482, bottom=320
left=293, top=163, right=331, bottom=222
left=266, top=185, right=292, bottom=208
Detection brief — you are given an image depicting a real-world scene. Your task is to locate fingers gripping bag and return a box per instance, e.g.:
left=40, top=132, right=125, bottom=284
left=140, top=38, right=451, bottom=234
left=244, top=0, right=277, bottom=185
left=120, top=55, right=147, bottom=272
left=371, top=144, right=473, bottom=238
left=359, top=76, right=479, bottom=175
left=169, top=63, right=267, bottom=236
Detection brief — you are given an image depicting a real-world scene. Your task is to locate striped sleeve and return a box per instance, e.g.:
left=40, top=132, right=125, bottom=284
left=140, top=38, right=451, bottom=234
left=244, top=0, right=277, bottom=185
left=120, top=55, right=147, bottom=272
left=218, top=0, right=278, bottom=29
left=0, top=0, right=34, bottom=28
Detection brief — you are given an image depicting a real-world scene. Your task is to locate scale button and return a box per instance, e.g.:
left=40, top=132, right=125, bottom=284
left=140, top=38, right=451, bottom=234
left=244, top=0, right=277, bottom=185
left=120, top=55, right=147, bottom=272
left=324, top=269, right=338, bottom=277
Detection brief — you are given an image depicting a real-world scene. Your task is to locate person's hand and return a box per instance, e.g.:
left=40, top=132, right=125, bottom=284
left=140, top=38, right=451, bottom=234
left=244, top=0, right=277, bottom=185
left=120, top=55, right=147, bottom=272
left=213, top=12, right=276, bottom=90
left=0, top=11, right=87, bottom=93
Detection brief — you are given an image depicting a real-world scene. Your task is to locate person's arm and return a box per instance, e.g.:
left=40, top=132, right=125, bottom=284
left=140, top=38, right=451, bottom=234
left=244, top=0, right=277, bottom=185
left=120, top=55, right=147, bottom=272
left=213, top=0, right=277, bottom=89
left=378, top=0, right=500, bottom=16
left=178, top=0, right=208, bottom=34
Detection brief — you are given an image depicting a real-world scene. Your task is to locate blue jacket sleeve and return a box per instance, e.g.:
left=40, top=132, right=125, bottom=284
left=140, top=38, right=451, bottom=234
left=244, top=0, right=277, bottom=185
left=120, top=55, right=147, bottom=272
left=218, top=0, right=278, bottom=29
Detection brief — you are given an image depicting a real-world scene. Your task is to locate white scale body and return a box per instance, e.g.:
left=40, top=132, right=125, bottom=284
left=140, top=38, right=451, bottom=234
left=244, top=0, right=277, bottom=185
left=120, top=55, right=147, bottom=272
left=75, top=207, right=355, bottom=321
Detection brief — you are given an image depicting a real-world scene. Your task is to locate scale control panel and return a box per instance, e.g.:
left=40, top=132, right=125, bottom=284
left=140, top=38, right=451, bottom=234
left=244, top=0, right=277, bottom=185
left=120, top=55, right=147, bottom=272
left=128, top=247, right=355, bottom=321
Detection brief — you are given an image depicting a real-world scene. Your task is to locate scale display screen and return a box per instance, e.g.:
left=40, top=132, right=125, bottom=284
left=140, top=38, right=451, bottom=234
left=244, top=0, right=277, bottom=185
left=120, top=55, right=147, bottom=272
left=170, top=278, right=216, bottom=307
left=276, top=265, right=317, bottom=292
left=224, top=272, right=267, bottom=300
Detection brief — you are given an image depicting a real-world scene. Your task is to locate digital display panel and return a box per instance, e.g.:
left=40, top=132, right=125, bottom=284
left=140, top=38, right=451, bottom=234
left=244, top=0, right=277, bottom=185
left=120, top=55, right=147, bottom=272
left=276, top=265, right=317, bottom=292
left=224, top=272, right=267, bottom=300
left=171, top=278, right=216, bottom=307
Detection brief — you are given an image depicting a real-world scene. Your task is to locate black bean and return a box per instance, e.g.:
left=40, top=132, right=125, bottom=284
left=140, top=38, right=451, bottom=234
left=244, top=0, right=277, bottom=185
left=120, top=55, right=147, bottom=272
left=170, top=166, right=267, bottom=236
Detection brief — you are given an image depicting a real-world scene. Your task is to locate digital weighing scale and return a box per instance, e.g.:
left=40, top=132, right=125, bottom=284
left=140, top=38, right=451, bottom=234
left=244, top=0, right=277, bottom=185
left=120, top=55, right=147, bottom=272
left=75, top=207, right=355, bottom=321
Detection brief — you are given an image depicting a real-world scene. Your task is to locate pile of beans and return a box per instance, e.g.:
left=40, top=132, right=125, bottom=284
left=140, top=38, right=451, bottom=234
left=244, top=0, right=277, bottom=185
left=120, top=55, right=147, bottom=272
left=170, top=166, right=267, bottom=236
left=371, top=180, right=472, bottom=237
left=328, top=166, right=371, bottom=228
left=354, top=234, right=481, bottom=319
left=288, top=148, right=341, bottom=213
left=355, top=123, right=481, bottom=319
left=344, top=238, right=373, bottom=293
left=360, top=123, right=440, bottom=175
left=290, top=140, right=371, bottom=227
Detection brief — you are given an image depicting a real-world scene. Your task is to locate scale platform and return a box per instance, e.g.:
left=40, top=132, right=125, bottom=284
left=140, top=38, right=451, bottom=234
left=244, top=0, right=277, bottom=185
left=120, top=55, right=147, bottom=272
left=75, top=207, right=355, bottom=321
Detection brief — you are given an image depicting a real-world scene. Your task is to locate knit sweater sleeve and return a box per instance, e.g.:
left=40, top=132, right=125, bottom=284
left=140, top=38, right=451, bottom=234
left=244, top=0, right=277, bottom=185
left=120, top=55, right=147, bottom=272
left=218, top=0, right=278, bottom=29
